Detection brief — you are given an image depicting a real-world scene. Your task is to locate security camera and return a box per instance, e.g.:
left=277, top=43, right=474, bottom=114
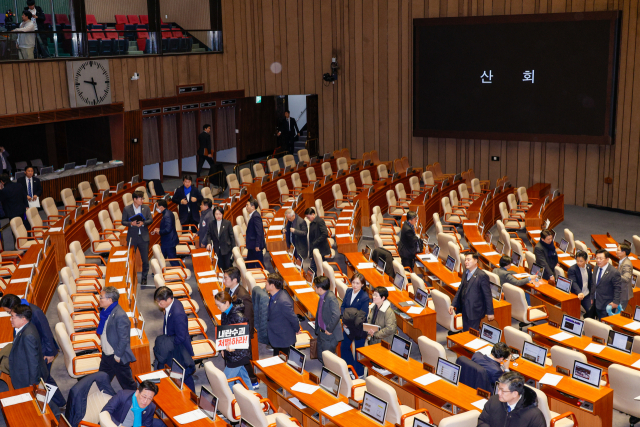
left=323, top=58, right=339, bottom=84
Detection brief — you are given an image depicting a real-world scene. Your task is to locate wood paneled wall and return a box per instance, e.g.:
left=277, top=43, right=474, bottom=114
left=85, top=0, right=148, bottom=24
left=159, top=0, right=211, bottom=31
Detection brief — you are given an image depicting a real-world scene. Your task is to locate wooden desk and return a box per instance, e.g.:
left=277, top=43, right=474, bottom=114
left=0, top=387, right=58, bottom=427
left=357, top=172, right=419, bottom=227
left=40, top=163, right=125, bottom=203
left=271, top=253, right=318, bottom=320
left=524, top=194, right=564, bottom=230
left=602, top=314, right=640, bottom=336
left=408, top=181, right=459, bottom=231
left=591, top=234, right=640, bottom=270
left=265, top=207, right=291, bottom=254
left=253, top=355, right=394, bottom=427
left=224, top=194, right=251, bottom=227
left=344, top=252, right=437, bottom=341
left=262, top=161, right=333, bottom=206
left=527, top=183, right=551, bottom=199
left=356, top=345, right=482, bottom=425
left=136, top=371, right=226, bottom=427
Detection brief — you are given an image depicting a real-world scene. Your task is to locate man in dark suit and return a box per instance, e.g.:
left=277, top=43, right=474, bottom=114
left=153, top=199, right=179, bottom=267
left=8, top=304, right=51, bottom=391
left=449, top=253, right=494, bottom=332
left=154, top=286, right=194, bottom=391
left=171, top=175, right=203, bottom=229
left=471, top=342, right=511, bottom=385
left=245, top=199, right=265, bottom=265
left=100, top=381, right=161, bottom=427
left=17, top=166, right=42, bottom=205
left=98, top=286, right=137, bottom=390
left=197, top=198, right=214, bottom=248
left=590, top=249, right=622, bottom=320
left=277, top=110, right=300, bottom=154
left=398, top=211, right=422, bottom=270
left=306, top=207, right=331, bottom=273
left=206, top=206, right=235, bottom=271
left=122, top=191, right=153, bottom=285
left=224, top=267, right=258, bottom=388
left=493, top=255, right=535, bottom=305
left=0, top=173, right=28, bottom=229
left=533, top=229, right=558, bottom=284
left=265, top=273, right=299, bottom=357
left=285, top=208, right=308, bottom=261
left=314, top=276, right=343, bottom=364
left=567, top=250, right=594, bottom=314
left=196, top=124, right=213, bottom=178
left=0, top=147, right=10, bottom=175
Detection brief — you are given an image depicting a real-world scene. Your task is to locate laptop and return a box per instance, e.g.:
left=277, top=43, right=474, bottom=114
left=393, top=272, right=405, bottom=291
left=560, top=314, right=584, bottom=337
left=363, top=245, right=373, bottom=261
left=63, top=162, right=76, bottom=171
left=558, top=238, right=569, bottom=253
left=530, top=263, right=544, bottom=279
left=431, top=244, right=440, bottom=259
left=319, top=367, right=341, bottom=397
left=490, top=281, right=503, bottom=301
left=511, top=251, right=521, bottom=267
left=390, top=335, right=412, bottom=360
left=361, top=391, right=388, bottom=425
left=412, top=419, right=436, bottom=427
left=555, top=276, right=572, bottom=294
left=287, top=346, right=306, bottom=374
left=479, top=322, right=502, bottom=345
left=414, top=288, right=429, bottom=307
left=445, top=255, right=456, bottom=272
left=131, top=175, right=140, bottom=184
left=34, top=378, right=51, bottom=414
left=376, top=259, right=386, bottom=275
left=39, top=166, right=53, bottom=175
left=85, top=158, right=98, bottom=167
left=521, top=341, right=548, bottom=367
left=607, top=330, right=633, bottom=354
left=169, top=358, right=185, bottom=390
left=198, top=386, right=218, bottom=421
left=435, top=357, right=461, bottom=385
left=572, top=361, right=602, bottom=388
left=495, top=240, right=505, bottom=255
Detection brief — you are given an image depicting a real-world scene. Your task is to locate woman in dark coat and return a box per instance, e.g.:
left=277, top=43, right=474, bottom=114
left=214, top=292, right=252, bottom=390
left=340, top=273, right=370, bottom=376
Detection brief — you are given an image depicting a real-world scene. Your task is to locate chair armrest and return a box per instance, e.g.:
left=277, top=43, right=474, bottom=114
left=382, top=217, right=399, bottom=227
left=78, top=264, right=103, bottom=277
left=227, top=376, right=249, bottom=389
left=91, top=239, right=116, bottom=252
left=454, top=313, right=463, bottom=330
left=550, top=412, right=578, bottom=427
left=165, top=258, right=187, bottom=268
left=401, top=409, right=433, bottom=427
left=347, top=365, right=359, bottom=380
left=72, top=353, right=102, bottom=376
left=526, top=305, right=549, bottom=322
left=79, top=421, right=101, bottom=427
left=85, top=255, right=107, bottom=265
left=70, top=317, right=99, bottom=328
left=327, top=262, right=344, bottom=274
left=351, top=382, right=366, bottom=401
left=389, top=204, right=410, bottom=211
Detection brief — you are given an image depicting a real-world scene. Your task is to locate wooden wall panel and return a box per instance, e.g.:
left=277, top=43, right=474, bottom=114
left=85, top=0, right=148, bottom=24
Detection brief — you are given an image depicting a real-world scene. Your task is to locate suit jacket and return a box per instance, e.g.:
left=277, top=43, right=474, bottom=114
left=0, top=181, right=28, bottom=220
left=267, top=289, right=299, bottom=348
left=0, top=151, right=11, bottom=173
left=286, top=214, right=308, bottom=259
left=471, top=352, right=504, bottom=386
left=315, top=291, right=343, bottom=340
left=452, top=268, right=494, bottom=320
left=618, top=257, right=634, bottom=303
left=207, top=218, right=235, bottom=256
left=25, top=6, right=45, bottom=29
left=567, top=264, right=593, bottom=296
left=197, top=209, right=214, bottom=247
left=245, top=211, right=265, bottom=251
left=340, top=288, right=370, bottom=315
left=164, top=299, right=193, bottom=356
left=17, top=176, right=42, bottom=198
left=104, top=305, right=136, bottom=364
left=398, top=221, right=421, bottom=259
left=533, top=242, right=558, bottom=280
left=158, top=208, right=179, bottom=249
left=197, top=131, right=211, bottom=156
left=102, top=390, right=156, bottom=427
left=172, top=185, right=203, bottom=224
left=121, top=204, right=153, bottom=243
left=279, top=117, right=300, bottom=140
left=493, top=267, right=530, bottom=288
left=591, top=263, right=622, bottom=310
left=230, top=284, right=255, bottom=338
left=28, top=302, right=58, bottom=357
left=309, top=217, right=331, bottom=258
left=9, top=322, right=49, bottom=389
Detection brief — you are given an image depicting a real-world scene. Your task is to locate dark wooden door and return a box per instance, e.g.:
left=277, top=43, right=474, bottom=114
left=236, top=96, right=278, bottom=162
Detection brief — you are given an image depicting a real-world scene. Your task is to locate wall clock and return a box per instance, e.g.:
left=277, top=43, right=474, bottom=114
left=66, top=59, right=112, bottom=108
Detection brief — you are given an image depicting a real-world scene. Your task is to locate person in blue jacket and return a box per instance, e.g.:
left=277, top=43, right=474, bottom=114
left=340, top=273, right=370, bottom=376
left=153, top=199, right=180, bottom=266
left=100, top=380, right=164, bottom=427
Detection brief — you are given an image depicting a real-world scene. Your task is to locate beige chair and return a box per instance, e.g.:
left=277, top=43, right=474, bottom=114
left=609, top=364, right=640, bottom=425
left=564, top=229, right=576, bottom=255
left=205, top=361, right=243, bottom=421
left=502, top=284, right=548, bottom=329
left=57, top=303, right=100, bottom=352
left=267, top=158, right=280, bottom=174
left=298, top=149, right=310, bottom=164
left=97, top=210, right=120, bottom=240
left=321, top=161, right=333, bottom=178
left=55, top=322, right=101, bottom=378
left=418, top=336, right=446, bottom=371
left=42, top=197, right=70, bottom=221
left=331, top=184, right=351, bottom=209
left=11, top=217, right=41, bottom=250
left=517, top=187, right=535, bottom=209
left=240, top=167, right=255, bottom=185
left=437, top=233, right=457, bottom=262
left=449, top=190, right=470, bottom=211
left=422, top=171, right=436, bottom=190
left=227, top=174, right=242, bottom=196
left=634, top=235, right=640, bottom=255
left=256, top=192, right=277, bottom=220
left=151, top=262, right=192, bottom=296
left=85, top=220, right=119, bottom=255
left=80, top=382, right=114, bottom=426
left=360, top=169, right=377, bottom=188
left=108, top=202, right=126, bottom=230
left=504, top=326, right=531, bottom=352
left=306, top=167, right=318, bottom=185
left=233, top=226, right=250, bottom=258
left=550, top=346, right=606, bottom=387
left=253, top=163, right=266, bottom=179
left=277, top=179, right=296, bottom=204
left=499, top=202, right=525, bottom=230
left=57, top=284, right=99, bottom=312
left=408, top=176, right=423, bottom=197
left=78, top=181, right=98, bottom=203
left=394, top=183, right=412, bottom=206
left=65, top=253, right=104, bottom=290
left=434, top=212, right=461, bottom=241
left=458, top=183, right=480, bottom=201
left=336, top=157, right=348, bottom=172
left=25, top=207, right=51, bottom=239
left=511, top=239, right=525, bottom=266
left=148, top=180, right=171, bottom=200
left=373, top=206, right=400, bottom=235
left=173, top=212, right=197, bottom=245
left=438, top=411, right=481, bottom=427
left=57, top=300, right=99, bottom=333
left=365, top=376, right=433, bottom=427
left=387, top=190, right=409, bottom=217
left=323, top=351, right=367, bottom=401
left=498, top=229, right=512, bottom=256
left=431, top=289, right=462, bottom=332
left=507, top=194, right=526, bottom=218
left=447, top=241, right=464, bottom=273
left=61, top=188, right=81, bottom=212
left=283, top=154, right=296, bottom=169
left=441, top=197, right=466, bottom=224
left=322, top=262, right=347, bottom=296
left=234, top=247, right=269, bottom=284
left=291, top=173, right=304, bottom=193
left=122, top=192, right=133, bottom=207
left=377, top=164, right=389, bottom=179
left=524, top=251, right=536, bottom=270
left=94, top=174, right=116, bottom=194
left=583, top=318, right=611, bottom=342
left=232, top=383, right=281, bottom=427
left=527, top=386, right=576, bottom=427
left=152, top=244, right=191, bottom=279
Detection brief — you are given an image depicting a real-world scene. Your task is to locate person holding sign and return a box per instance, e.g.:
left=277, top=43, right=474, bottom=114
left=214, top=292, right=252, bottom=391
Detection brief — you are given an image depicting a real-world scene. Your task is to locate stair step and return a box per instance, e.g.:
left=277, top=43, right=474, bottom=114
left=127, top=50, right=143, bottom=55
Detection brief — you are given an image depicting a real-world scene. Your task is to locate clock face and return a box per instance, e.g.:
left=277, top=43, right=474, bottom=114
left=73, top=60, right=111, bottom=106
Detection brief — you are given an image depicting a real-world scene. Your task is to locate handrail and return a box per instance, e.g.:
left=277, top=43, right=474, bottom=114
left=234, top=159, right=254, bottom=180
left=296, top=108, right=307, bottom=123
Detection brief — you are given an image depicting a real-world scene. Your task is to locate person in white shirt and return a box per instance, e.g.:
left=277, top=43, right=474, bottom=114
left=17, top=166, right=42, bottom=205
left=568, top=250, right=594, bottom=315
left=12, top=11, right=36, bottom=59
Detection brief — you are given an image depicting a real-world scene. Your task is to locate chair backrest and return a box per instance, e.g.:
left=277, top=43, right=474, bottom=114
left=313, top=249, right=324, bottom=276
left=503, top=326, right=532, bottom=353
left=336, top=157, right=348, bottom=171
left=233, top=226, right=246, bottom=249
left=306, top=167, right=317, bottom=182
left=498, top=202, right=509, bottom=220
left=321, top=262, right=337, bottom=294
left=240, top=168, right=253, bottom=184
left=364, top=376, right=401, bottom=424
left=583, top=318, right=611, bottom=341
left=441, top=197, right=453, bottom=216
left=564, top=228, right=576, bottom=254
left=232, top=384, right=268, bottom=427
left=122, top=192, right=133, bottom=207
left=227, top=174, right=239, bottom=192
left=502, top=284, right=528, bottom=322
left=517, top=187, right=529, bottom=203
left=322, top=162, right=333, bottom=177
left=510, top=239, right=524, bottom=265
left=26, top=207, right=43, bottom=228
left=283, top=155, right=296, bottom=169
left=377, top=164, right=389, bottom=179
left=575, top=240, right=590, bottom=254
left=78, top=181, right=93, bottom=199
left=360, top=169, right=373, bottom=186
left=98, top=210, right=114, bottom=232
left=507, top=193, right=519, bottom=212
left=84, top=219, right=101, bottom=243
left=277, top=179, right=290, bottom=197
left=438, top=411, right=480, bottom=427
left=409, top=176, right=420, bottom=194
left=370, top=150, right=381, bottom=163
left=449, top=190, right=460, bottom=207
left=418, top=336, right=446, bottom=370
left=423, top=171, right=434, bottom=187
left=42, top=197, right=59, bottom=218
left=204, top=361, right=237, bottom=420
left=201, top=187, right=213, bottom=200
left=152, top=244, right=166, bottom=268
left=314, top=199, right=325, bottom=218
left=609, top=364, right=640, bottom=418
left=69, top=241, right=85, bottom=265
left=346, top=177, right=357, bottom=193
left=10, top=217, right=29, bottom=245
left=322, top=351, right=354, bottom=397
left=437, top=233, right=456, bottom=261
left=267, top=158, right=280, bottom=174
left=395, top=183, right=408, bottom=200
left=499, top=230, right=512, bottom=255
left=458, top=183, right=470, bottom=200
left=550, top=345, right=586, bottom=375
left=94, top=175, right=109, bottom=192
left=291, top=173, right=303, bottom=189
left=61, top=188, right=76, bottom=208
left=471, top=178, right=481, bottom=194
left=447, top=241, right=462, bottom=273
left=256, top=193, right=269, bottom=213
left=253, top=163, right=265, bottom=178
left=634, top=235, right=640, bottom=255
left=298, top=149, right=310, bottom=163
left=526, top=386, right=552, bottom=427
left=332, top=184, right=344, bottom=201
left=431, top=289, right=458, bottom=331
left=147, top=181, right=157, bottom=197
left=108, top=202, right=122, bottom=223
left=386, top=190, right=397, bottom=209
left=55, top=322, right=77, bottom=377
left=524, top=251, right=536, bottom=270
left=411, top=273, right=425, bottom=291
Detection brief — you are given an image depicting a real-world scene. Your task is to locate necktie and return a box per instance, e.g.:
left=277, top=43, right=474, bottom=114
left=28, top=179, right=32, bottom=198
left=506, top=406, right=511, bottom=413
left=287, top=118, right=290, bottom=131
left=163, top=313, right=167, bottom=335
left=597, top=267, right=603, bottom=285
left=1, top=155, right=5, bottom=169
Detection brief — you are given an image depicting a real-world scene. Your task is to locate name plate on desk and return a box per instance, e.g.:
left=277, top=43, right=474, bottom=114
left=556, top=366, right=570, bottom=376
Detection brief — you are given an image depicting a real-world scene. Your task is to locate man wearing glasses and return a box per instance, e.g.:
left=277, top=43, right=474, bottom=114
left=477, top=372, right=545, bottom=427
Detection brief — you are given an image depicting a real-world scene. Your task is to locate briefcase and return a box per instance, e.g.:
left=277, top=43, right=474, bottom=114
left=309, top=337, right=318, bottom=359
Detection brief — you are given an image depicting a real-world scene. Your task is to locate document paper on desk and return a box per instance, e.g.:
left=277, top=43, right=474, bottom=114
left=289, top=281, right=307, bottom=286
left=269, top=225, right=285, bottom=231
left=192, top=252, right=210, bottom=258
left=450, top=282, right=461, bottom=289
left=584, top=343, right=605, bottom=354
left=113, top=250, right=128, bottom=257
left=357, top=263, right=375, bottom=269
left=632, top=359, right=640, bottom=369
left=295, top=287, right=315, bottom=294
left=539, top=373, right=563, bottom=386
left=174, top=409, right=208, bottom=424
left=18, top=263, right=34, bottom=269
left=407, top=306, right=424, bottom=315
left=291, top=382, right=320, bottom=394
left=256, top=356, right=285, bottom=368
left=550, top=332, right=574, bottom=342
left=198, top=270, right=216, bottom=277
left=466, top=338, right=491, bottom=350
left=472, top=242, right=488, bottom=245
left=483, top=251, right=500, bottom=256
left=282, top=263, right=297, bottom=269
left=414, top=373, right=440, bottom=386
left=513, top=273, right=530, bottom=279
left=322, top=402, right=354, bottom=417
left=418, top=254, right=438, bottom=263
left=138, top=371, right=168, bottom=381
left=110, top=257, right=128, bottom=263
left=1, top=393, right=32, bottom=407
left=200, top=277, right=221, bottom=284
left=271, top=251, right=288, bottom=256
left=558, top=253, right=571, bottom=258
left=472, top=399, right=488, bottom=410
left=626, top=321, right=640, bottom=331
left=109, top=276, right=123, bottom=283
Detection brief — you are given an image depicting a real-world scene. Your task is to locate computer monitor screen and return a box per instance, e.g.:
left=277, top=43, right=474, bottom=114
left=561, top=314, right=584, bottom=337
left=556, top=276, right=572, bottom=293
left=285, top=165, right=292, bottom=174
left=294, top=255, right=303, bottom=271
left=287, top=346, right=306, bottom=374
left=480, top=323, right=502, bottom=345
left=484, top=232, right=492, bottom=244
left=393, top=272, right=405, bottom=291
left=559, top=238, right=569, bottom=252
left=495, top=240, right=505, bottom=255
left=445, top=255, right=456, bottom=272
left=63, top=162, right=75, bottom=171
left=511, top=251, right=521, bottom=267
left=40, top=166, right=53, bottom=175
left=431, top=244, right=440, bottom=258
left=337, top=169, right=345, bottom=178
left=522, top=341, right=548, bottom=367
left=572, top=361, right=602, bottom=388
left=607, top=330, right=633, bottom=354
left=361, top=391, right=388, bottom=425
left=324, top=175, right=332, bottom=185
left=199, top=386, right=218, bottom=420
left=490, top=282, right=502, bottom=301
left=364, top=245, right=373, bottom=261
left=170, top=358, right=185, bottom=390
left=412, top=419, right=436, bottom=427
left=376, top=259, right=386, bottom=275
left=319, top=367, right=341, bottom=397
left=414, top=288, right=429, bottom=307
left=436, top=357, right=461, bottom=385
left=86, top=158, right=98, bottom=167
left=633, top=274, right=638, bottom=288
left=530, top=263, right=544, bottom=279
left=390, top=335, right=412, bottom=360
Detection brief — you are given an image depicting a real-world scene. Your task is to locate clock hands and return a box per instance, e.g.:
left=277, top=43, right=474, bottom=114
left=85, top=77, right=99, bottom=103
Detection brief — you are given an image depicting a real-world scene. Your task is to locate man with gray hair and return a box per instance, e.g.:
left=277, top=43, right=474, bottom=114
left=478, top=371, right=545, bottom=427
left=97, top=286, right=137, bottom=390
left=284, top=208, right=308, bottom=261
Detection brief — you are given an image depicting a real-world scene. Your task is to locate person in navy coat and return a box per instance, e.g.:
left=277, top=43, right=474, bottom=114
left=100, top=381, right=163, bottom=427
left=171, top=175, right=202, bottom=228
left=567, top=250, right=594, bottom=314
left=245, top=199, right=265, bottom=265
left=265, top=273, right=299, bottom=357
left=340, top=272, right=370, bottom=376
left=154, top=199, right=180, bottom=267
left=154, top=286, right=194, bottom=391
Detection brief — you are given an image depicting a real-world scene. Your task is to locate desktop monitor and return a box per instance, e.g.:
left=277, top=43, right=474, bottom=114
left=556, top=276, right=572, bottom=294
left=445, top=255, right=456, bottom=272
left=319, top=367, right=341, bottom=397
left=169, top=358, right=185, bottom=390
left=39, top=166, right=53, bottom=175
left=635, top=306, right=640, bottom=322
left=490, top=282, right=502, bottom=301
left=480, top=322, right=502, bottom=345
left=559, top=238, right=569, bottom=253
left=511, top=251, right=521, bottom=267
left=435, top=357, right=461, bottom=385
left=43, top=236, right=51, bottom=253
left=376, top=259, right=386, bottom=275
left=361, top=391, right=389, bottom=425
left=607, top=330, right=633, bottom=354
left=431, top=244, right=440, bottom=259
left=287, top=346, right=306, bottom=374
left=572, top=361, right=602, bottom=388
left=63, top=162, right=76, bottom=171
left=495, top=240, right=505, bottom=255
left=199, top=386, right=218, bottom=421
left=412, top=419, right=436, bottom=427
left=284, top=165, right=292, bottom=174
left=430, top=187, right=438, bottom=197
left=324, top=175, right=332, bottom=185
left=294, top=255, right=303, bottom=271
left=262, top=176, right=271, bottom=185
left=323, top=153, right=333, bottom=160
left=350, top=164, right=358, bottom=173
left=74, top=206, right=83, bottom=220
left=62, top=216, right=71, bottom=230
left=560, top=314, right=584, bottom=337
left=530, top=263, right=544, bottom=279
left=390, top=335, right=412, bottom=360
left=393, top=272, right=405, bottom=291
left=131, top=175, right=140, bottom=184
left=85, top=158, right=98, bottom=167
left=414, top=288, right=429, bottom=307
left=521, top=341, right=548, bottom=367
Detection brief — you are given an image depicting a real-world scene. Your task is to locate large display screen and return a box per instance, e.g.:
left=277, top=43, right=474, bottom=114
left=413, top=12, right=620, bottom=144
